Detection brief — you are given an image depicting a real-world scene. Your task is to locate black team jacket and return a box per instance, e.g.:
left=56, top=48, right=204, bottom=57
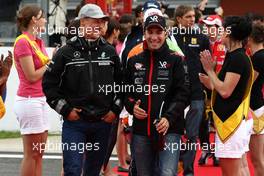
left=124, top=41, right=190, bottom=136
left=42, top=36, right=123, bottom=121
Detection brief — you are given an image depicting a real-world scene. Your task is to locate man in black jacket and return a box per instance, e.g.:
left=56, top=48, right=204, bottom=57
left=124, top=14, right=189, bottom=176
left=42, top=4, right=122, bottom=176
left=173, top=5, right=211, bottom=176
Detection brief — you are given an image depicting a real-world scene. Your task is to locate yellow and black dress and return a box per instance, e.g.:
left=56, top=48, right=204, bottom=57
left=212, top=48, right=253, bottom=143
left=250, top=49, right=264, bottom=134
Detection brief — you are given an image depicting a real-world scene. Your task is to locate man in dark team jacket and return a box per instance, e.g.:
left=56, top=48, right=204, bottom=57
left=173, top=5, right=211, bottom=176
left=42, top=4, right=122, bottom=176
left=124, top=14, right=189, bottom=176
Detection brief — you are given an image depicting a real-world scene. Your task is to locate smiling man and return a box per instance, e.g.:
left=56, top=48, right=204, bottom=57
left=42, top=4, right=123, bottom=176
left=124, top=14, right=189, bottom=176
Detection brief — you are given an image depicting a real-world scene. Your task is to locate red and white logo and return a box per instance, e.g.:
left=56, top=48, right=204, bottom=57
left=135, top=63, right=144, bottom=70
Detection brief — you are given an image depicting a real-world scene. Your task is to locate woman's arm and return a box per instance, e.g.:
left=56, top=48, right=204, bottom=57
left=19, top=55, right=47, bottom=83
left=200, top=50, right=240, bottom=99
left=199, top=73, right=213, bottom=90
left=253, top=70, right=259, bottom=82
left=207, top=70, right=240, bottom=98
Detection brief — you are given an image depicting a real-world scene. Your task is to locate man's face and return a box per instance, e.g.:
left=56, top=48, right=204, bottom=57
left=80, top=17, right=106, bottom=40
left=206, top=24, right=219, bottom=40
left=144, top=25, right=166, bottom=50
left=177, top=10, right=195, bottom=28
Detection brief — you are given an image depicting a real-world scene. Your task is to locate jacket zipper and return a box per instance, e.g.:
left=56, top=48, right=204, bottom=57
left=88, top=50, right=94, bottom=93
left=147, top=52, right=154, bottom=136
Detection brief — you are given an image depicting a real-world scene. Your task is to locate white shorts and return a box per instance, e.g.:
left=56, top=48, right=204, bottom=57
left=251, top=106, right=264, bottom=135
left=215, top=119, right=253, bottom=158
left=14, top=96, right=49, bottom=135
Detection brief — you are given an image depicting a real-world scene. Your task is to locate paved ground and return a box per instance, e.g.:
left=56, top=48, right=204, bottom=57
left=0, top=136, right=120, bottom=176
left=0, top=157, right=61, bottom=176
left=0, top=154, right=119, bottom=176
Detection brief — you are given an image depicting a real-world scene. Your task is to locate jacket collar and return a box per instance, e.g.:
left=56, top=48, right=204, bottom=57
left=143, top=40, right=169, bottom=55
left=67, top=36, right=107, bottom=50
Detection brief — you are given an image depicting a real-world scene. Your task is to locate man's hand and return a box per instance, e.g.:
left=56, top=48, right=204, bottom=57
left=102, top=111, right=116, bottom=123
left=155, top=117, right=169, bottom=135
left=67, top=108, right=81, bottom=121
left=133, top=100, right=147, bottom=119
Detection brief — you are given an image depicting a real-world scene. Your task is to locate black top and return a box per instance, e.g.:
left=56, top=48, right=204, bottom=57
left=213, top=48, right=251, bottom=122
left=174, top=32, right=211, bottom=100
left=121, top=25, right=143, bottom=68
left=250, top=49, right=264, bottom=110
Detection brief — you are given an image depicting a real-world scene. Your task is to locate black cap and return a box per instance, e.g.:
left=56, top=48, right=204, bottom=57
left=144, top=14, right=166, bottom=31
left=143, top=0, right=161, bottom=12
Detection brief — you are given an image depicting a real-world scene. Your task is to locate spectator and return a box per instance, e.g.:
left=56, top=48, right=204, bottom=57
left=0, top=51, right=12, bottom=119
left=104, top=18, right=121, bottom=46
left=174, top=5, right=210, bottom=176
left=0, top=51, right=13, bottom=102
left=101, top=17, right=122, bottom=176
left=48, top=0, right=68, bottom=47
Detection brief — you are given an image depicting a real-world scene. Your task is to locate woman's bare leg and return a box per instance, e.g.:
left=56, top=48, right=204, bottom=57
left=249, top=134, right=264, bottom=176
left=21, top=131, right=48, bottom=176
left=220, top=158, right=242, bottom=176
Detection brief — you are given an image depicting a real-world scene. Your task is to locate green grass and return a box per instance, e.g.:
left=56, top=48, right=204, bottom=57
left=0, top=131, right=21, bottom=139
left=0, top=131, right=61, bottom=139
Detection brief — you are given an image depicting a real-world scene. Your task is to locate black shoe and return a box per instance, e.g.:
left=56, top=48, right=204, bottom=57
left=213, top=156, right=220, bottom=166
left=198, top=152, right=212, bottom=166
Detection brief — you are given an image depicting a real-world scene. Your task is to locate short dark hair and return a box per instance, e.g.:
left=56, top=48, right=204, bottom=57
left=104, top=18, right=121, bottom=40
left=17, top=5, right=43, bottom=31
left=135, top=5, right=143, bottom=18
left=245, top=13, right=264, bottom=23
left=224, top=16, right=252, bottom=41
left=250, top=21, right=264, bottom=43
left=175, top=5, right=194, bottom=18
left=65, top=19, right=80, bottom=39
left=119, top=14, right=134, bottom=24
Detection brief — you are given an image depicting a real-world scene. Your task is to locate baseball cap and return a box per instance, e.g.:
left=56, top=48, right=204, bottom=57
left=202, top=15, right=222, bottom=27
left=144, top=8, right=163, bottom=22
left=78, top=4, right=109, bottom=20
left=143, top=0, right=161, bottom=12
left=144, top=15, right=166, bottom=31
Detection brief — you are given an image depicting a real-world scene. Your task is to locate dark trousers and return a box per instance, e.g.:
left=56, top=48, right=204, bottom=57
left=62, top=119, right=112, bottom=176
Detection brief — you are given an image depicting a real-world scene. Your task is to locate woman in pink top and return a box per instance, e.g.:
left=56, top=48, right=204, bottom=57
left=13, top=5, right=49, bottom=176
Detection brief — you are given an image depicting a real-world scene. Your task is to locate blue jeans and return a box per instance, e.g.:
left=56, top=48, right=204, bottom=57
left=132, top=133, right=181, bottom=176
left=182, top=100, right=204, bottom=176
left=62, top=119, right=112, bottom=176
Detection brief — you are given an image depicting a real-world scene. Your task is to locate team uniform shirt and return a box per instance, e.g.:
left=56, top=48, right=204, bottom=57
left=211, top=39, right=226, bottom=73
left=174, top=32, right=211, bottom=100
left=250, top=49, right=264, bottom=110
left=213, top=48, right=251, bottom=121
left=14, top=31, right=48, bottom=97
